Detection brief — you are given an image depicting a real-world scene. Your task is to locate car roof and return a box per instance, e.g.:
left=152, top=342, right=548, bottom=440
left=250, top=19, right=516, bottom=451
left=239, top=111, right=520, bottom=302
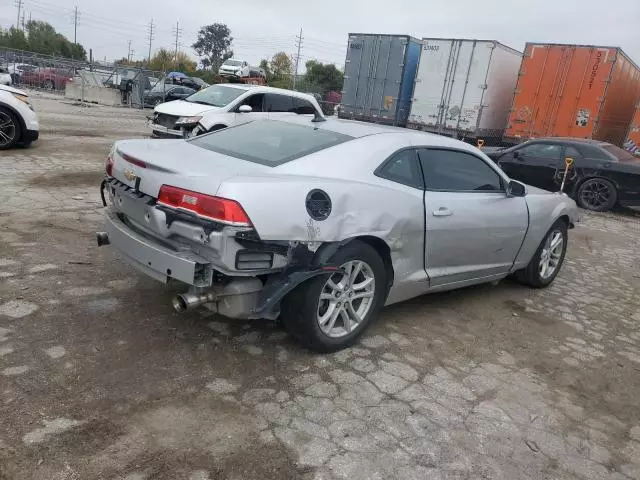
left=530, top=137, right=610, bottom=147
left=269, top=116, right=482, bottom=150
left=215, top=83, right=317, bottom=100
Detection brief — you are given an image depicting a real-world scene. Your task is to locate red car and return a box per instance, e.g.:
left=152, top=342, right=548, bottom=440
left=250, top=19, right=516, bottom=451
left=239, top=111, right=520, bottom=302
left=20, top=68, right=74, bottom=91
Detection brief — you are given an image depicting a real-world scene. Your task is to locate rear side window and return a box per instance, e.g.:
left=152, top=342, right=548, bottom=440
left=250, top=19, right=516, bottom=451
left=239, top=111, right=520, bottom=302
left=189, top=120, right=352, bottom=166
left=376, top=149, right=423, bottom=189
left=292, top=98, right=316, bottom=115
left=419, top=149, right=503, bottom=192
left=601, top=144, right=635, bottom=162
left=579, top=144, right=611, bottom=160
left=265, top=94, right=294, bottom=112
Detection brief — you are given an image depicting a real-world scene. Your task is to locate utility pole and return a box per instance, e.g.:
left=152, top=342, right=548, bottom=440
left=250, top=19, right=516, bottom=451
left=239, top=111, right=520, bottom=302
left=146, top=19, right=155, bottom=65
left=73, top=6, right=79, bottom=44
left=293, top=28, right=303, bottom=89
left=172, top=21, right=182, bottom=66
left=15, top=0, right=23, bottom=30
left=20, top=11, right=25, bottom=30
left=127, top=40, right=134, bottom=62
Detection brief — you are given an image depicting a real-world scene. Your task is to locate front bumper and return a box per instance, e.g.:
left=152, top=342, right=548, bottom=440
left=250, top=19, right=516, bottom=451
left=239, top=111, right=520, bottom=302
left=103, top=209, right=213, bottom=286
left=148, top=122, right=183, bottom=138
left=24, top=129, right=39, bottom=142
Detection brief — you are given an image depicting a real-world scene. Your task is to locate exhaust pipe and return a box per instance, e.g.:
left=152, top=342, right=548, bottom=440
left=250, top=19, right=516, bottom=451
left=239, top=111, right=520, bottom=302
left=172, top=292, right=216, bottom=313
left=96, top=232, right=110, bottom=247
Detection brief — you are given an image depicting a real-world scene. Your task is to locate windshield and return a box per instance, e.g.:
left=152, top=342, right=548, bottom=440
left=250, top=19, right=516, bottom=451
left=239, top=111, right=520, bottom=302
left=602, top=144, right=637, bottom=162
left=223, top=60, right=243, bottom=67
left=188, top=120, right=353, bottom=166
left=184, top=84, right=246, bottom=107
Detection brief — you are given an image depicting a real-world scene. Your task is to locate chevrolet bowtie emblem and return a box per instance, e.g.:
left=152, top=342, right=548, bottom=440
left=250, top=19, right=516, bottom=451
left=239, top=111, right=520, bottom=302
left=123, top=169, right=138, bottom=182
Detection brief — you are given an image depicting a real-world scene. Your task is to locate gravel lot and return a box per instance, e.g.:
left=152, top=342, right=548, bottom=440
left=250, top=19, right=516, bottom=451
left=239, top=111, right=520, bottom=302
left=1, top=94, right=640, bottom=480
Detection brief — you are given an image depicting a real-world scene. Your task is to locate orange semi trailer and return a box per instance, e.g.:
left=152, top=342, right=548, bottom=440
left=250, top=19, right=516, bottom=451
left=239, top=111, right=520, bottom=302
left=624, top=104, right=640, bottom=155
left=505, top=43, right=640, bottom=146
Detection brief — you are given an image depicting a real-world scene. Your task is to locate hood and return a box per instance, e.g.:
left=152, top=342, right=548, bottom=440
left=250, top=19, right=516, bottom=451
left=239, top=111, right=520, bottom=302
left=112, top=139, right=269, bottom=199
left=220, top=65, right=240, bottom=70
left=0, top=84, right=27, bottom=96
left=154, top=99, right=220, bottom=116
left=524, top=184, right=556, bottom=196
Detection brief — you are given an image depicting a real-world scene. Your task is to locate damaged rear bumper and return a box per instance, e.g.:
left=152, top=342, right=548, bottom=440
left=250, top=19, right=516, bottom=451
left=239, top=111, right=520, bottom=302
left=102, top=210, right=213, bottom=286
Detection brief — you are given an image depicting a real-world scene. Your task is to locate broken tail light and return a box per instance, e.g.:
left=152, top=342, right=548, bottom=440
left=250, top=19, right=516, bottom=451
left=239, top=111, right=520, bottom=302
left=157, top=185, right=252, bottom=226
left=105, top=153, right=114, bottom=177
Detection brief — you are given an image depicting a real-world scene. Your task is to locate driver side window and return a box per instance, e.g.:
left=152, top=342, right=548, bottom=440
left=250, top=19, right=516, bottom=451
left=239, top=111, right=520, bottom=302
left=517, top=143, right=563, bottom=159
left=237, top=94, right=264, bottom=112
left=419, top=149, right=504, bottom=192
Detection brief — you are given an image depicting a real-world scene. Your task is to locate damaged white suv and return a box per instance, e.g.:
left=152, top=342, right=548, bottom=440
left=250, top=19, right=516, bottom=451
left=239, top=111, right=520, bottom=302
left=149, top=84, right=324, bottom=138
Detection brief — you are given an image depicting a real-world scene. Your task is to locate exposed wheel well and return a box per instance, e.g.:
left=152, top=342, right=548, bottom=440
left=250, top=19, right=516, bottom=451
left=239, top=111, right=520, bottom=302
left=557, top=215, right=572, bottom=229
left=208, top=124, right=227, bottom=132
left=354, top=235, right=394, bottom=294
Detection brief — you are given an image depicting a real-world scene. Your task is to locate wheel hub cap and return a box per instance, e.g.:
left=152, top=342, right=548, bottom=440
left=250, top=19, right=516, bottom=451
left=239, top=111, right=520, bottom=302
left=539, top=230, right=563, bottom=280
left=316, top=260, right=375, bottom=338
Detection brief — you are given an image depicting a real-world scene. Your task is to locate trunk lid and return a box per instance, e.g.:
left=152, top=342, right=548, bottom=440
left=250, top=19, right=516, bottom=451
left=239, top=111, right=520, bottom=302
left=111, top=139, right=270, bottom=199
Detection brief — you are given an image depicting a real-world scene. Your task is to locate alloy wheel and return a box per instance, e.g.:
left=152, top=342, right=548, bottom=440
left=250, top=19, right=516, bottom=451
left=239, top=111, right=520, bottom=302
left=580, top=180, right=612, bottom=210
left=539, top=230, right=563, bottom=280
left=0, top=111, right=16, bottom=147
left=316, top=260, right=376, bottom=338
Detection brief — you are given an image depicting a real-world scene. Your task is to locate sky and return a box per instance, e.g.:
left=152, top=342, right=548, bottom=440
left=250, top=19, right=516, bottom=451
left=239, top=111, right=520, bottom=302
left=1, top=0, right=639, bottom=69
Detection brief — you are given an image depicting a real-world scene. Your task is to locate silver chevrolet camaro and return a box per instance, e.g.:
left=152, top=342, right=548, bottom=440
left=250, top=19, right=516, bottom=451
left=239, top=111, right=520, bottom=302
left=97, top=116, right=579, bottom=352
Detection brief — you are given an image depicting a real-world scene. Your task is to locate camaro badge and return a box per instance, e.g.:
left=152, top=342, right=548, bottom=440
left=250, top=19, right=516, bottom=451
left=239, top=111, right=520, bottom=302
left=124, top=169, right=138, bottom=182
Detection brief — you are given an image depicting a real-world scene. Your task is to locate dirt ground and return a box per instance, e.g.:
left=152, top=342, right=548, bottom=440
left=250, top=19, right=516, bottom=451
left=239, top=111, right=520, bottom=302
left=1, top=93, right=640, bottom=480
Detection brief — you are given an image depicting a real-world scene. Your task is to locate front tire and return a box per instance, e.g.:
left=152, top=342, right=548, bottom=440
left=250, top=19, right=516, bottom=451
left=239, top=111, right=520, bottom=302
left=281, top=241, right=387, bottom=353
left=576, top=178, right=617, bottom=212
left=516, top=219, right=568, bottom=288
left=42, top=80, right=55, bottom=91
left=0, top=107, right=21, bottom=150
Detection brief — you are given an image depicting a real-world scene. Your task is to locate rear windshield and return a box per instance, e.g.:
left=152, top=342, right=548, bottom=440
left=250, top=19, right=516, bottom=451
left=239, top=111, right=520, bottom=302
left=602, top=144, right=636, bottom=162
left=188, top=120, right=353, bottom=166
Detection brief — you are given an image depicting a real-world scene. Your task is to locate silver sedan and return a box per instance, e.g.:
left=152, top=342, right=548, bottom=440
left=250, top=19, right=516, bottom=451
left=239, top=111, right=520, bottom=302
left=97, top=117, right=579, bottom=352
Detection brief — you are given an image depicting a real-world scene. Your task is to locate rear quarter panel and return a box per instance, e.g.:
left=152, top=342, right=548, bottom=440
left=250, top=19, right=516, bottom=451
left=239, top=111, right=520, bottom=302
left=215, top=134, right=427, bottom=299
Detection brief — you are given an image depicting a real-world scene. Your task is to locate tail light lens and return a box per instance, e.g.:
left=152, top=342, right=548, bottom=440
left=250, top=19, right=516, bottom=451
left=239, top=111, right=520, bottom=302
left=105, top=153, right=114, bottom=176
left=157, top=185, right=252, bottom=226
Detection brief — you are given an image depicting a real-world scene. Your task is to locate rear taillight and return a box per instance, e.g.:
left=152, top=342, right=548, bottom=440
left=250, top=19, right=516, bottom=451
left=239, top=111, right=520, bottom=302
left=105, top=154, right=114, bottom=176
left=157, top=185, right=252, bottom=226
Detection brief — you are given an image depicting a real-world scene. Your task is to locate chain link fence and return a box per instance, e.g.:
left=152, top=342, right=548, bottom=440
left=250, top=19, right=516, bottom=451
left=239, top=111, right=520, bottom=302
left=0, top=47, right=174, bottom=109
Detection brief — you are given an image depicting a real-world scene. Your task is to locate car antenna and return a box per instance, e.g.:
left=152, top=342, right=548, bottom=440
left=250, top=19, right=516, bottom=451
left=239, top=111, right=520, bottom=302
left=311, top=110, right=326, bottom=123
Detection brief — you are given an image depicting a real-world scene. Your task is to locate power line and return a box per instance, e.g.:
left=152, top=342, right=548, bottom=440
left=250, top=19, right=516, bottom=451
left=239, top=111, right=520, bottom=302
left=72, top=6, right=79, bottom=44
left=173, top=21, right=182, bottom=65
left=293, top=28, right=303, bottom=89
left=147, top=19, right=155, bottom=64
left=14, top=0, right=23, bottom=30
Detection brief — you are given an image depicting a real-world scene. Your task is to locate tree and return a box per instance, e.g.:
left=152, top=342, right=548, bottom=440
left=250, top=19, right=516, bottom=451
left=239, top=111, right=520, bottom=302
left=300, top=60, right=343, bottom=94
left=0, top=21, right=86, bottom=60
left=269, top=51, right=292, bottom=89
left=259, top=59, right=272, bottom=81
left=192, top=23, right=233, bottom=70
left=174, top=51, right=197, bottom=73
left=0, top=27, right=28, bottom=51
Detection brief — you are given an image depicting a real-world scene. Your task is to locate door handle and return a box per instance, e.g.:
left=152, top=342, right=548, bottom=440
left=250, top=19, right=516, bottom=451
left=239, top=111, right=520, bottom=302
left=433, top=207, right=453, bottom=217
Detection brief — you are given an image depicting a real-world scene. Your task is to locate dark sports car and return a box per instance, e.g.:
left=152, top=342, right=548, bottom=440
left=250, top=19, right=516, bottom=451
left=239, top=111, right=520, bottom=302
left=486, top=138, right=640, bottom=212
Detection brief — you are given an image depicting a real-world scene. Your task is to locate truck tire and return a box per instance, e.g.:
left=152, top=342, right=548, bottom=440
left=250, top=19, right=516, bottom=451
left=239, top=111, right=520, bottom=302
left=281, top=240, right=387, bottom=353
left=515, top=219, right=568, bottom=288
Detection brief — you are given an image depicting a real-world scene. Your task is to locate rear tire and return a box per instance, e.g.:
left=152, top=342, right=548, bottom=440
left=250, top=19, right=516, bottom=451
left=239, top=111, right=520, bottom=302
left=576, top=178, right=617, bottom=212
left=0, top=107, right=21, bottom=150
left=515, top=219, right=568, bottom=288
left=281, top=241, right=387, bottom=353
left=42, top=80, right=55, bottom=90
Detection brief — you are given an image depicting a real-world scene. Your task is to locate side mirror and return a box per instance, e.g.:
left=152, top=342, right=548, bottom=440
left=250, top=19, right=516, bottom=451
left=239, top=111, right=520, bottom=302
left=507, top=180, right=526, bottom=197
left=238, top=105, right=252, bottom=113
left=513, top=151, right=521, bottom=159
